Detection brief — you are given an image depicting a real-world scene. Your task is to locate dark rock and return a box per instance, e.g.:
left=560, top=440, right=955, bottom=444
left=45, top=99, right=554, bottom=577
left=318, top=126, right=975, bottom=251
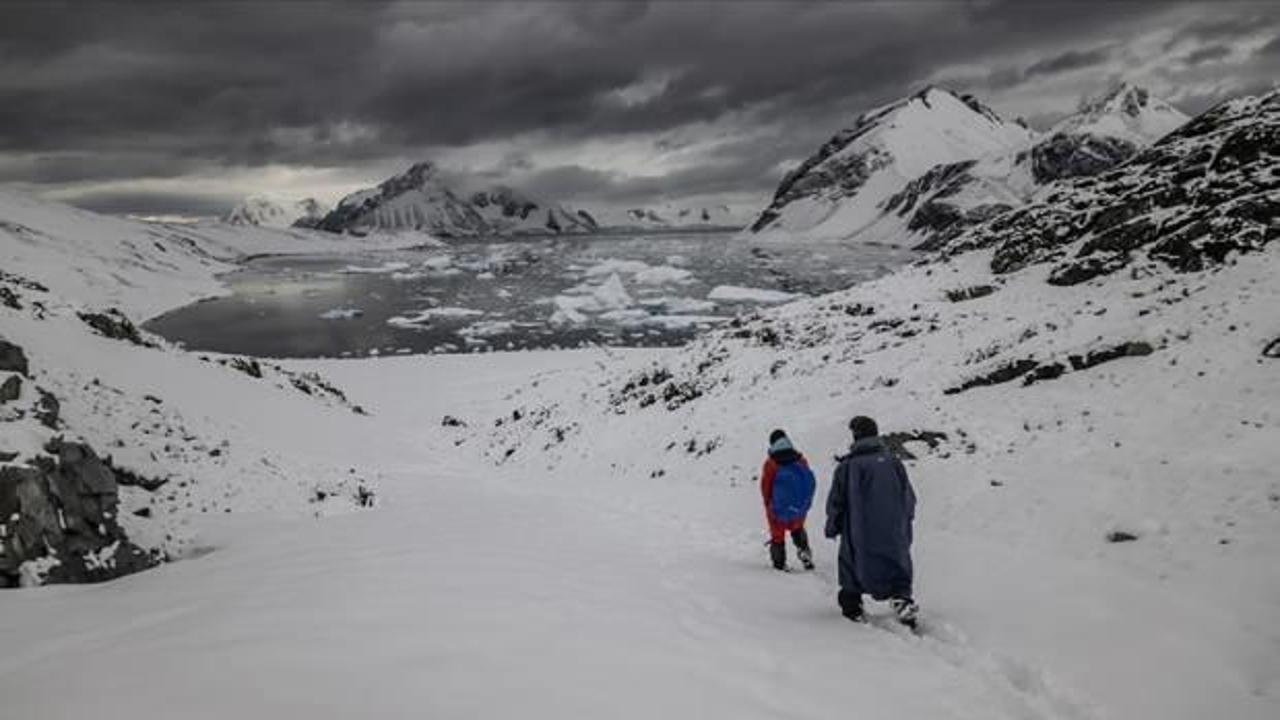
left=35, top=389, right=59, bottom=429
left=1, top=438, right=157, bottom=586
left=1022, top=362, right=1067, bottom=386
left=881, top=430, right=949, bottom=460
left=132, top=507, right=152, bottom=518
left=1068, top=341, right=1155, bottom=372
left=104, top=458, right=169, bottom=492
left=944, top=285, right=995, bottom=302
left=1263, top=337, right=1280, bottom=359
left=441, top=415, right=467, bottom=428
left=945, top=359, right=1039, bottom=395
left=1030, top=133, right=1136, bottom=184
left=0, top=286, right=20, bottom=310
left=0, top=339, right=29, bottom=377
left=227, top=357, right=264, bottom=379
left=78, top=309, right=153, bottom=347
left=1106, top=530, right=1139, bottom=543
left=0, top=374, right=20, bottom=403
left=1047, top=254, right=1131, bottom=286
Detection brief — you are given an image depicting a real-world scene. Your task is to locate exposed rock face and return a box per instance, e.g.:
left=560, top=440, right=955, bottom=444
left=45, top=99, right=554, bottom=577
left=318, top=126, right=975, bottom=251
left=1026, top=133, right=1137, bottom=184
left=78, top=309, right=154, bottom=347
left=942, top=90, right=1279, bottom=282
left=0, top=338, right=29, bottom=376
left=879, top=84, right=1187, bottom=251
left=0, top=438, right=157, bottom=587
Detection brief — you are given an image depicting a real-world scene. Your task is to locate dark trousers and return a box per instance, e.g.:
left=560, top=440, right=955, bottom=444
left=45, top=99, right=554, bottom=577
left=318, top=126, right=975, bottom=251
left=769, top=528, right=811, bottom=568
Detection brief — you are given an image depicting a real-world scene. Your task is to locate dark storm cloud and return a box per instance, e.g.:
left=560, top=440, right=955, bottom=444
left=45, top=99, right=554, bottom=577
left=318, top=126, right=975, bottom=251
left=1, top=1, right=1278, bottom=216
left=1182, top=44, right=1233, bottom=66
left=69, top=189, right=241, bottom=218
left=1023, top=47, right=1112, bottom=78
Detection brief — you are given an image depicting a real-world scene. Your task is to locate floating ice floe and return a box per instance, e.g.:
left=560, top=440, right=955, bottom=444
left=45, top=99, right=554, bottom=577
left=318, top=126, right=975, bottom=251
left=580, top=258, right=693, bottom=285
left=318, top=307, right=364, bottom=320
left=707, top=285, right=801, bottom=304
left=342, top=261, right=412, bottom=274
left=459, top=320, right=517, bottom=340
left=633, top=265, right=694, bottom=285
left=549, top=274, right=636, bottom=326
left=639, top=296, right=718, bottom=314
left=387, top=306, right=484, bottom=328
left=583, top=258, right=652, bottom=277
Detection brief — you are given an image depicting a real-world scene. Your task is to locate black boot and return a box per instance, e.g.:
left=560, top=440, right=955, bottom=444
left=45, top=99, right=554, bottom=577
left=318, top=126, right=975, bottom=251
left=838, top=589, right=865, bottom=622
left=769, top=541, right=787, bottom=571
left=791, top=528, right=815, bottom=570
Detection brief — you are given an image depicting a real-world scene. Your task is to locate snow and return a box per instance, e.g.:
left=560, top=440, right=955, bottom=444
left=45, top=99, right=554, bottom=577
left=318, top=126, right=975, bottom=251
left=342, top=261, right=412, bottom=274
left=224, top=196, right=330, bottom=229
left=1, top=187, right=1278, bottom=720
left=633, top=265, right=694, bottom=284
left=387, top=307, right=484, bottom=328
left=318, top=307, right=363, bottom=320
left=708, top=285, right=801, bottom=304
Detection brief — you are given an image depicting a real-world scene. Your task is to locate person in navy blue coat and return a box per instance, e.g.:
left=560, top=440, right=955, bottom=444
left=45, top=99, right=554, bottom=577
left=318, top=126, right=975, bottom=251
left=824, top=416, right=919, bottom=626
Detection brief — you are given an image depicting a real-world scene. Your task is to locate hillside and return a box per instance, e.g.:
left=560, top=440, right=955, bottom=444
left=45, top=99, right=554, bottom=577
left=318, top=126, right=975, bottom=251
left=0, top=91, right=1277, bottom=720
left=752, top=84, right=1189, bottom=249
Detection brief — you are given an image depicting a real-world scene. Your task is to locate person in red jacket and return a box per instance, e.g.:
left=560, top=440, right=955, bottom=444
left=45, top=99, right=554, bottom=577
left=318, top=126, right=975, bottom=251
left=761, top=429, right=816, bottom=571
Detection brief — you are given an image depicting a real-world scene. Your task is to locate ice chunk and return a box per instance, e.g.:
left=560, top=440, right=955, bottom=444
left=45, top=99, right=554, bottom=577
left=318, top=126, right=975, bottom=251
left=318, top=307, right=363, bottom=320
left=342, top=261, right=411, bottom=274
left=632, top=266, right=694, bottom=285
left=707, top=285, right=800, bottom=304
left=584, top=259, right=651, bottom=277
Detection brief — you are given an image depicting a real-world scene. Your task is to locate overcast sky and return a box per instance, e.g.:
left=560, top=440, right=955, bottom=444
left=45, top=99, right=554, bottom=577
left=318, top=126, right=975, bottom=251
left=1, top=1, right=1277, bottom=219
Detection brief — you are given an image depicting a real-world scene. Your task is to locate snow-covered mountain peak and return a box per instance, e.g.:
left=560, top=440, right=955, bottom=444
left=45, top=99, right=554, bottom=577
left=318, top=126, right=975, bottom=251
left=317, top=163, right=597, bottom=237
left=224, top=196, right=291, bottom=227
left=1052, top=83, right=1188, bottom=145
left=224, top=195, right=331, bottom=229
left=749, top=86, right=1035, bottom=238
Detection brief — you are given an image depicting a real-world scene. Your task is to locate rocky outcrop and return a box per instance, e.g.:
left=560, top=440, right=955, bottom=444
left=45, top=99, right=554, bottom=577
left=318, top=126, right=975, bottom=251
left=0, top=438, right=157, bottom=587
left=0, top=336, right=156, bottom=587
left=943, top=90, right=1279, bottom=282
left=0, top=338, right=29, bottom=376
left=882, top=84, right=1187, bottom=251
left=78, top=309, right=156, bottom=347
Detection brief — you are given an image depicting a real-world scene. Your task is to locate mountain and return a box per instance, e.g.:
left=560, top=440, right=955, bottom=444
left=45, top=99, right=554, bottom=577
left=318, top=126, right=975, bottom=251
left=290, top=198, right=328, bottom=229
left=747, top=83, right=1187, bottom=248
left=224, top=196, right=292, bottom=227
left=589, top=202, right=752, bottom=231
left=1051, top=82, right=1189, bottom=146
left=887, top=83, right=1191, bottom=251
left=316, top=162, right=597, bottom=237
left=748, top=86, right=1037, bottom=241
left=224, top=196, right=331, bottom=229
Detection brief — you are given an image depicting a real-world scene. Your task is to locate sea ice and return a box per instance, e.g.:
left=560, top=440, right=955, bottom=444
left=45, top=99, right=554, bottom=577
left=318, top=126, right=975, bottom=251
left=707, top=285, right=801, bottom=304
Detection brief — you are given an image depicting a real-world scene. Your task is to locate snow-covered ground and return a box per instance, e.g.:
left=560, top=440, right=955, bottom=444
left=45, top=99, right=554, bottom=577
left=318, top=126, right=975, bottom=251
left=2, top=185, right=1278, bottom=719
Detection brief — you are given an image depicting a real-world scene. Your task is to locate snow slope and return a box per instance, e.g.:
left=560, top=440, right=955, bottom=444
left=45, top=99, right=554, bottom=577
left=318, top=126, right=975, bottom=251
left=1, top=90, right=1277, bottom=719
left=589, top=202, right=753, bottom=231
left=749, top=87, right=1036, bottom=242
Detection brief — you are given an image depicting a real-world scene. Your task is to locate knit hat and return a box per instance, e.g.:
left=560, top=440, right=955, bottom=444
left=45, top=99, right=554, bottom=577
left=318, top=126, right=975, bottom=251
left=769, top=432, right=794, bottom=454
left=848, top=415, right=879, bottom=440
